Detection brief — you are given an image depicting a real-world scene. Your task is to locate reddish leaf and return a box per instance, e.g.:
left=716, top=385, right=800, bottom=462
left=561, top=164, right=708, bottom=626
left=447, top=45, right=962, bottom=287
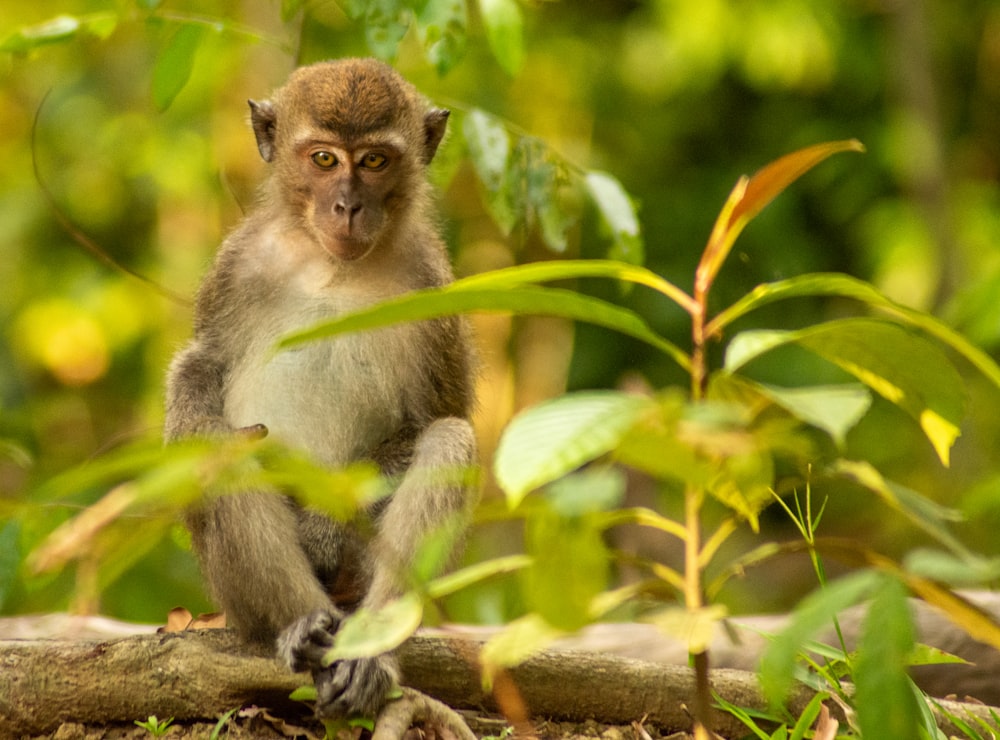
left=695, top=140, right=865, bottom=298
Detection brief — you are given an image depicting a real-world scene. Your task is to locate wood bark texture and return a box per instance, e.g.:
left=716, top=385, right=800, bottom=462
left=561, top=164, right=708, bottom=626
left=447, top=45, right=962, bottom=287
left=1, top=629, right=998, bottom=738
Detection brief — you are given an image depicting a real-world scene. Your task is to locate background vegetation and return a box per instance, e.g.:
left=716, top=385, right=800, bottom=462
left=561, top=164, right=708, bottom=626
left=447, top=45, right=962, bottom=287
left=3, top=0, right=1000, bottom=632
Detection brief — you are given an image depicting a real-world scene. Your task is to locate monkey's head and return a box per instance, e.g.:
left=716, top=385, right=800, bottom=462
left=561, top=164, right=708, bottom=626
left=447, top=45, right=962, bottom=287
left=249, top=58, right=449, bottom=262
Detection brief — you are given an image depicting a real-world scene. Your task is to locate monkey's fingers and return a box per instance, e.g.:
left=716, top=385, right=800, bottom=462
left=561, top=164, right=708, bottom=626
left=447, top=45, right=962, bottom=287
left=315, top=655, right=396, bottom=720
left=236, top=423, right=269, bottom=440
left=277, top=609, right=339, bottom=672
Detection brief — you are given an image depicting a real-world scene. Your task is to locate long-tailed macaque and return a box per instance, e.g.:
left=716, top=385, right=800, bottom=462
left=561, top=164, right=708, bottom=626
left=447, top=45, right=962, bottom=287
left=164, top=58, right=476, bottom=719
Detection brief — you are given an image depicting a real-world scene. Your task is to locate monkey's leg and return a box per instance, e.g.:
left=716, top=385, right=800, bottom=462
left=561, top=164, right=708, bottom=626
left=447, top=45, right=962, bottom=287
left=188, top=492, right=336, bottom=646
left=313, top=417, right=477, bottom=720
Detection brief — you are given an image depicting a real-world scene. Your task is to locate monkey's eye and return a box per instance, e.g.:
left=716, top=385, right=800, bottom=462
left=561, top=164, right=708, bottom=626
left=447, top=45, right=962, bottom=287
left=360, top=152, right=388, bottom=170
left=311, top=151, right=339, bottom=169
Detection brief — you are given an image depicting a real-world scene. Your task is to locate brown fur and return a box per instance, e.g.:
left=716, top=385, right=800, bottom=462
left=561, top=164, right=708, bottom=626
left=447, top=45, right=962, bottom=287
left=165, top=58, right=476, bottom=719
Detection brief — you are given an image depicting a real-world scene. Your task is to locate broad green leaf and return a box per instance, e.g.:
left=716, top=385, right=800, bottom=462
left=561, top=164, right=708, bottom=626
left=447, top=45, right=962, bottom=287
left=709, top=272, right=1000, bottom=391
left=480, top=613, right=564, bottom=683
left=281, top=0, right=307, bottom=22
left=708, top=446, right=774, bottom=531
left=648, top=604, right=727, bottom=654
left=463, top=110, right=515, bottom=231
left=426, top=554, right=532, bottom=599
left=831, top=460, right=971, bottom=559
left=324, top=591, right=423, bottom=663
left=536, top=175, right=581, bottom=253
left=854, top=577, right=920, bottom=740
left=585, top=171, right=644, bottom=265
left=152, top=24, right=205, bottom=111
left=2, top=15, right=80, bottom=51
left=277, top=284, right=688, bottom=369
left=903, top=548, right=1000, bottom=587
left=545, top=468, right=626, bottom=517
left=494, top=391, right=652, bottom=506
left=708, top=371, right=864, bottom=448
left=759, top=569, right=883, bottom=705
left=478, top=0, right=524, bottom=76
left=2, top=13, right=119, bottom=52
left=523, top=509, right=609, bottom=631
left=364, top=0, right=411, bottom=60
left=758, top=382, right=871, bottom=448
left=521, top=142, right=580, bottom=252
left=696, top=140, right=864, bottom=297
left=455, top=259, right=696, bottom=317
left=726, top=318, right=965, bottom=465
left=418, top=0, right=467, bottom=75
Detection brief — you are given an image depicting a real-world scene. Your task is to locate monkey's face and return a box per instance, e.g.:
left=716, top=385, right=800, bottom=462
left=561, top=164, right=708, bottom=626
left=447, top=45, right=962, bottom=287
left=293, top=137, right=410, bottom=262
left=248, top=59, right=450, bottom=263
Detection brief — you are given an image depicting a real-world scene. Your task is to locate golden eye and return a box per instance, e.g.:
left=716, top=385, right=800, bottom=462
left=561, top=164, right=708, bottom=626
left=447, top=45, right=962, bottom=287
left=311, top=151, right=338, bottom=169
left=360, top=152, right=388, bottom=170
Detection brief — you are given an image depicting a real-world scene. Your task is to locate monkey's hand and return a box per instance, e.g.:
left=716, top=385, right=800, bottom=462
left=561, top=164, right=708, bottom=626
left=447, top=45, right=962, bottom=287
left=314, top=652, right=400, bottom=719
left=277, top=609, right=400, bottom=719
left=277, top=608, right=340, bottom=673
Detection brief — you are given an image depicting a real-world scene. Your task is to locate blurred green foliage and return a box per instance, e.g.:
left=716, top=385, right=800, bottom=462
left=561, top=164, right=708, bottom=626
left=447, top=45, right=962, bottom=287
left=2, top=0, right=1000, bottom=623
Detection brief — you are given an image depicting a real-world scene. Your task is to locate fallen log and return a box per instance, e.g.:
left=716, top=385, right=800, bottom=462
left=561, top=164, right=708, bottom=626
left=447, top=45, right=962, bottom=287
left=1, top=628, right=998, bottom=738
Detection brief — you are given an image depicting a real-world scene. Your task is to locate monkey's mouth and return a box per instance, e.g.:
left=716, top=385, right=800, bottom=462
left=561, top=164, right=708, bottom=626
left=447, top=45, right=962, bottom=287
left=320, top=234, right=375, bottom=262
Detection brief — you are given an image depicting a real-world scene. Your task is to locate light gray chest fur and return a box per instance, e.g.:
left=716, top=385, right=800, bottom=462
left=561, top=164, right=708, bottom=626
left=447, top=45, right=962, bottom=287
left=223, top=286, right=419, bottom=467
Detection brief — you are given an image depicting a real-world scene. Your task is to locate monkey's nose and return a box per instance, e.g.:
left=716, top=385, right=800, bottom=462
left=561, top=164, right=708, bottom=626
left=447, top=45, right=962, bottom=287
left=334, top=201, right=362, bottom=218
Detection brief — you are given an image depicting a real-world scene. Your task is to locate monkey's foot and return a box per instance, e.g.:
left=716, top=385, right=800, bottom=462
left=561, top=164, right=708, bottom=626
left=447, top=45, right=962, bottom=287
left=370, top=687, right=476, bottom=740
left=314, top=653, right=400, bottom=719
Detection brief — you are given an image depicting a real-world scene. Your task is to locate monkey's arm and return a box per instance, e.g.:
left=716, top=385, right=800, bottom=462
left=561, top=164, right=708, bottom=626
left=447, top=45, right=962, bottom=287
left=164, top=343, right=232, bottom=440
left=297, top=416, right=476, bottom=719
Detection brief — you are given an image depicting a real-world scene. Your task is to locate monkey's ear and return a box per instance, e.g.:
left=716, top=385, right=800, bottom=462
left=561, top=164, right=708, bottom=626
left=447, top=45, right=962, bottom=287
left=248, top=99, right=278, bottom=163
left=422, top=108, right=450, bottom=165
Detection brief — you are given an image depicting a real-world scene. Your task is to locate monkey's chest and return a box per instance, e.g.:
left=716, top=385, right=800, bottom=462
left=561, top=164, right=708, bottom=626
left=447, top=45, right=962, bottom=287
left=224, top=320, right=421, bottom=466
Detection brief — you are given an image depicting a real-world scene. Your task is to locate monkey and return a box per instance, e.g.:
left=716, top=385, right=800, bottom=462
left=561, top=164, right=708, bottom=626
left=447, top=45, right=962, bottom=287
left=164, top=58, right=476, bottom=720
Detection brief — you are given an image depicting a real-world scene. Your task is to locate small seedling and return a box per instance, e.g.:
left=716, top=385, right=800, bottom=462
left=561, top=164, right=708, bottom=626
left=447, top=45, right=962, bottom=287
left=134, top=715, right=174, bottom=736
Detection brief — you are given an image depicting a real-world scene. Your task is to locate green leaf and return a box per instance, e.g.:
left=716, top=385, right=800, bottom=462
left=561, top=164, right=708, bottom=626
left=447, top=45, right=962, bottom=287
left=2, top=15, right=80, bottom=52
left=759, top=569, right=883, bottom=705
left=364, top=0, right=412, bottom=60
left=278, top=283, right=687, bottom=368
left=494, top=391, right=652, bottom=507
left=524, top=508, right=609, bottom=631
left=831, top=460, right=972, bottom=559
left=726, top=318, right=965, bottom=465
left=323, top=591, right=423, bottom=663
left=426, top=554, right=532, bottom=599
left=854, top=577, right=920, bottom=740
left=152, top=24, right=205, bottom=111
left=903, top=548, right=1000, bottom=587
left=463, top=110, right=515, bottom=231
left=648, top=604, right=727, bottom=654
left=418, top=0, right=467, bottom=74
left=478, top=0, right=524, bottom=76
left=519, top=140, right=580, bottom=252
left=585, top=171, right=644, bottom=265
left=289, top=685, right=318, bottom=702
left=455, top=259, right=696, bottom=317
left=480, top=613, right=564, bottom=681
left=757, top=382, right=871, bottom=448
left=710, top=272, right=1000, bottom=392
left=281, top=0, right=307, bottom=22
left=545, top=468, right=626, bottom=517
left=908, top=642, right=969, bottom=667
